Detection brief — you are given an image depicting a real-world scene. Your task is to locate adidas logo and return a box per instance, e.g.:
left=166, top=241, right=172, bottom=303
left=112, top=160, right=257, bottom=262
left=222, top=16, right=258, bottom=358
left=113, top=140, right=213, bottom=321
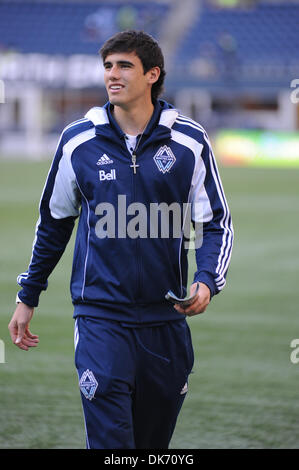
left=97, top=154, right=114, bottom=165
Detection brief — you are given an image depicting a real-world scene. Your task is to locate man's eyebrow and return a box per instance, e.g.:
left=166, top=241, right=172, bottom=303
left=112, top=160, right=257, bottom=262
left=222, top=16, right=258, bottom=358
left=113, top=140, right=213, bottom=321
left=104, top=60, right=135, bottom=67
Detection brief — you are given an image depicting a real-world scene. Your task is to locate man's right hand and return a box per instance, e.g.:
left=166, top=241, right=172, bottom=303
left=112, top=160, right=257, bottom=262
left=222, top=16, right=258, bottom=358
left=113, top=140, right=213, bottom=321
left=8, top=303, right=39, bottom=351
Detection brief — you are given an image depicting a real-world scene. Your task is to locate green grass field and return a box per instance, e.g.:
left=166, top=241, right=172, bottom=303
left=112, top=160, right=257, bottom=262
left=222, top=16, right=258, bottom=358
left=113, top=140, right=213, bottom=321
left=0, top=159, right=298, bottom=449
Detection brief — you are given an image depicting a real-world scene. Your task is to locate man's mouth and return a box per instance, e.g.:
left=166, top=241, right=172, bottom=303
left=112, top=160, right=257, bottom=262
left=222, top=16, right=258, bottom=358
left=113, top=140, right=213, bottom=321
left=109, top=84, right=124, bottom=91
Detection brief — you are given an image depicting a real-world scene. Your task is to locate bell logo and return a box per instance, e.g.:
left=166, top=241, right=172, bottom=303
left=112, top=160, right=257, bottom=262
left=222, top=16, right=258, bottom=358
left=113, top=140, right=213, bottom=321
left=99, top=169, right=116, bottom=181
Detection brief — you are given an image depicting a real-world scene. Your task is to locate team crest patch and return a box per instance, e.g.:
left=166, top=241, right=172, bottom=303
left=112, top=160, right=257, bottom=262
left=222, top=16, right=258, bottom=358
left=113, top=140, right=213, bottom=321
left=153, top=145, right=176, bottom=174
left=79, top=369, right=98, bottom=401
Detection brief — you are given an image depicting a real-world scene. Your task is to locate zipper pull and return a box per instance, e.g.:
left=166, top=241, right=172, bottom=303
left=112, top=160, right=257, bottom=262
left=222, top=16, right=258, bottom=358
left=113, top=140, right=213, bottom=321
left=130, top=152, right=139, bottom=174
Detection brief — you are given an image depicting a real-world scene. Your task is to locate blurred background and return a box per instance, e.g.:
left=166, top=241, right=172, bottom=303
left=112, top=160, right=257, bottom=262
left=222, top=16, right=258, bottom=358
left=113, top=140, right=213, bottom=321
left=0, top=0, right=299, bottom=449
left=1, top=0, right=299, bottom=162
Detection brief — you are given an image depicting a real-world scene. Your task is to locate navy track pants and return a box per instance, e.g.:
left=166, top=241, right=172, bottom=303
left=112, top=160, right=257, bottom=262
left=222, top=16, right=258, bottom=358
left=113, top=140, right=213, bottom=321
left=74, top=316, right=194, bottom=449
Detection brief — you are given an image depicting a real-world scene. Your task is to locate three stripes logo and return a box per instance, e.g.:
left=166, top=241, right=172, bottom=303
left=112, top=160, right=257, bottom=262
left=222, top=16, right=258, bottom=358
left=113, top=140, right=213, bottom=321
left=97, top=154, right=114, bottom=165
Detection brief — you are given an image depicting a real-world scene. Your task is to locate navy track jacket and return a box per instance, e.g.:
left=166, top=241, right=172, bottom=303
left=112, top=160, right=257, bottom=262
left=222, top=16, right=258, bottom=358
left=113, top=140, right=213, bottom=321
left=17, top=100, right=233, bottom=323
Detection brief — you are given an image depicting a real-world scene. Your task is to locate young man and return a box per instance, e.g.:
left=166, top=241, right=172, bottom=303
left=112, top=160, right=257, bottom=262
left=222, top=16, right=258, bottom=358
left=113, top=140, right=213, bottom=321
left=8, top=31, right=233, bottom=449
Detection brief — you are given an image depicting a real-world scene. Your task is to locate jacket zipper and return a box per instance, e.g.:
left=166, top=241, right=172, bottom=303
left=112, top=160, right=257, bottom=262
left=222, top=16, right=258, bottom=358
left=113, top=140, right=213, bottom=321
left=125, top=138, right=142, bottom=307
left=131, top=162, right=142, bottom=306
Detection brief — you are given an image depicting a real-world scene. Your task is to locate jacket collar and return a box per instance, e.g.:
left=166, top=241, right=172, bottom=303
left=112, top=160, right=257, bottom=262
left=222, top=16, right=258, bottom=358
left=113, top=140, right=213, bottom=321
left=85, top=100, right=179, bottom=147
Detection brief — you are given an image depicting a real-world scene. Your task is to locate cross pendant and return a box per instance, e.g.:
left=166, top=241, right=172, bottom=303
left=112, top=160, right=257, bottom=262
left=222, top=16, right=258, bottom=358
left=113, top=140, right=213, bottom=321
left=130, top=153, right=139, bottom=174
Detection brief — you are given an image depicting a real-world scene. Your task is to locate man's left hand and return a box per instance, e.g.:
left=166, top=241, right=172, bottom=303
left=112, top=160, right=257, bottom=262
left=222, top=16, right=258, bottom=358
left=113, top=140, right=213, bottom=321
left=174, top=282, right=211, bottom=317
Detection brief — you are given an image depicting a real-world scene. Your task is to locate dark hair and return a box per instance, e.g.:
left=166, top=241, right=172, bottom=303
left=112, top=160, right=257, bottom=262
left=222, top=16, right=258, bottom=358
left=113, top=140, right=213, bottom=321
left=99, top=30, right=166, bottom=101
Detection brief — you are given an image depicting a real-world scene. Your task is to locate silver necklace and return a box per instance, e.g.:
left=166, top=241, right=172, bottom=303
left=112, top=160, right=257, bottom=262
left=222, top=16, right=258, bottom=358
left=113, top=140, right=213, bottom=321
left=129, top=120, right=150, bottom=175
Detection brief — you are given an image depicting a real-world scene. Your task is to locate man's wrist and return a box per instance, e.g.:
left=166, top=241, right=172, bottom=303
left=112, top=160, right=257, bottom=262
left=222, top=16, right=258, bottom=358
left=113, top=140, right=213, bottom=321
left=194, top=273, right=216, bottom=298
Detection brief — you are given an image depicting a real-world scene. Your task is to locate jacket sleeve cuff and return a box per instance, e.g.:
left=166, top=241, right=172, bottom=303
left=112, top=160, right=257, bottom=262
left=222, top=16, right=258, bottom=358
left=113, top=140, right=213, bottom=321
left=193, top=272, right=217, bottom=298
left=17, top=289, right=41, bottom=308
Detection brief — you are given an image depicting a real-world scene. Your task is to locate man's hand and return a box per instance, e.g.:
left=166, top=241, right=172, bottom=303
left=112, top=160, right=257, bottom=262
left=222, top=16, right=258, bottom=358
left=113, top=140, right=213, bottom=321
left=8, top=303, right=39, bottom=351
left=174, top=282, right=211, bottom=317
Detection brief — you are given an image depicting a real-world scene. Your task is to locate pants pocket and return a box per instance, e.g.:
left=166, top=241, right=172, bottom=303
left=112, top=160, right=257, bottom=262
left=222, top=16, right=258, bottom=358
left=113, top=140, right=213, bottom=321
left=184, top=321, right=195, bottom=374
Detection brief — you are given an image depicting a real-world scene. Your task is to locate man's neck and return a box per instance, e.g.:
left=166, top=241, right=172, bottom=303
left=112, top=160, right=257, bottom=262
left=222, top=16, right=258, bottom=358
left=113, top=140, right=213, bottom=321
left=112, top=102, right=155, bottom=136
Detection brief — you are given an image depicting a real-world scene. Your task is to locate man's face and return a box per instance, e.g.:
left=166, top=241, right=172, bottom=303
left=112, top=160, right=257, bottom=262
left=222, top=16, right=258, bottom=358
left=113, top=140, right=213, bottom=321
left=103, top=51, right=159, bottom=109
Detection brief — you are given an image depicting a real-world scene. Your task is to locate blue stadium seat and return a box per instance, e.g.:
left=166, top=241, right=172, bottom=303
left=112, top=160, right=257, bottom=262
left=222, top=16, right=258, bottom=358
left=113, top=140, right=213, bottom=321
left=0, top=1, right=169, bottom=55
left=174, top=1, right=299, bottom=84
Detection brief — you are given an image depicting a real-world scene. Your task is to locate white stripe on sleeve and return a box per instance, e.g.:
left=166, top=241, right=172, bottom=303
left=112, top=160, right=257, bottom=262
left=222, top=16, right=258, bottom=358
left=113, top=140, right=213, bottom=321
left=49, top=128, right=95, bottom=219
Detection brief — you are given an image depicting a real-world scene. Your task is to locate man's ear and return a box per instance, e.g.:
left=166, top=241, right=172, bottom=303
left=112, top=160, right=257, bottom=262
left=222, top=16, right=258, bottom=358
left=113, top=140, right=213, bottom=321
left=147, top=66, right=161, bottom=85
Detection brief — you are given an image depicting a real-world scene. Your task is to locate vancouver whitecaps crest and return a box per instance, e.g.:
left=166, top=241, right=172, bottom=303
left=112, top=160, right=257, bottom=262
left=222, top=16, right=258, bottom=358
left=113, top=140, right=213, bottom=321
left=79, top=369, right=98, bottom=400
left=153, top=145, right=176, bottom=174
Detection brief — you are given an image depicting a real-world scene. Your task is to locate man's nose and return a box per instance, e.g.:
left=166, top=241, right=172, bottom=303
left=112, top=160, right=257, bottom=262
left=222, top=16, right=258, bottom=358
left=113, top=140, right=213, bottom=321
left=109, top=64, right=121, bottom=79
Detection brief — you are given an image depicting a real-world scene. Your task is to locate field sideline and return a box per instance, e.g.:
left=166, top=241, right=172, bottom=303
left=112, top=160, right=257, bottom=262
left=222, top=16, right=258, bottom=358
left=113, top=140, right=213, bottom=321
left=0, top=159, right=298, bottom=449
